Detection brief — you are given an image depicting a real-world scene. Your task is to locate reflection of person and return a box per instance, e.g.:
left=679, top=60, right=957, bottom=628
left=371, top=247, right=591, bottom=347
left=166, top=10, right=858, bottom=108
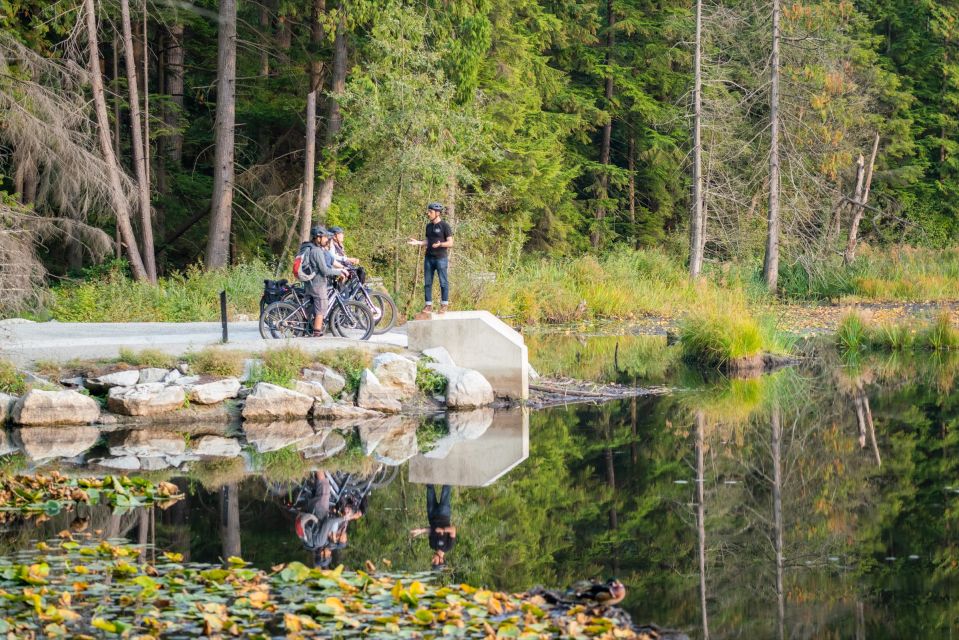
left=410, top=484, right=456, bottom=569
left=407, top=203, right=453, bottom=315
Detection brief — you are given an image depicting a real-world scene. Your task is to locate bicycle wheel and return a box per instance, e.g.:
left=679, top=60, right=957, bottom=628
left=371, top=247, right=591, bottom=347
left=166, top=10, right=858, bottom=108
left=368, top=291, right=398, bottom=334
left=260, top=301, right=309, bottom=339
left=330, top=300, right=375, bottom=341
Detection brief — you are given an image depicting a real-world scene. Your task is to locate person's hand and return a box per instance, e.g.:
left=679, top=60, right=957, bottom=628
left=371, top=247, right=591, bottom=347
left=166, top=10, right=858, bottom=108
left=407, top=238, right=421, bottom=246
left=432, top=242, right=442, bottom=249
left=349, top=257, right=360, bottom=265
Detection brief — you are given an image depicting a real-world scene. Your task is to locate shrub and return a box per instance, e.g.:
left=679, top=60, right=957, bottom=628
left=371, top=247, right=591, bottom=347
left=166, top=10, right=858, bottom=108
left=0, top=360, right=26, bottom=395
left=247, top=346, right=312, bottom=389
left=116, top=348, right=176, bottom=369
left=189, top=348, right=247, bottom=378
left=836, top=313, right=871, bottom=353
left=837, top=311, right=959, bottom=353
left=416, top=362, right=448, bottom=395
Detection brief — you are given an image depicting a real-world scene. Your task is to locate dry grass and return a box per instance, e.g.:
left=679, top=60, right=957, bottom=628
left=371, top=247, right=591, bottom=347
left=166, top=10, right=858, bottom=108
left=188, top=347, right=247, bottom=378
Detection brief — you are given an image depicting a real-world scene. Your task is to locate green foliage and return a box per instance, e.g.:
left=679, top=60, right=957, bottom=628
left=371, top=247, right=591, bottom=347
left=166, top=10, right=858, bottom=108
left=837, top=312, right=959, bottom=353
left=416, top=418, right=448, bottom=453
left=115, top=348, right=177, bottom=369
left=415, top=362, right=447, bottom=395
left=247, top=346, right=311, bottom=389
left=0, top=360, right=25, bottom=395
left=314, top=349, right=373, bottom=397
left=247, top=445, right=310, bottom=483
left=188, top=348, right=247, bottom=378
left=679, top=310, right=764, bottom=367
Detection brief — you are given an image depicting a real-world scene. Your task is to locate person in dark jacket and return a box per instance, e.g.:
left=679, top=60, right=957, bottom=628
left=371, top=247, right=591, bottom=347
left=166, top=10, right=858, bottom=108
left=407, top=203, right=453, bottom=315
left=409, top=484, right=456, bottom=569
left=300, top=226, right=348, bottom=336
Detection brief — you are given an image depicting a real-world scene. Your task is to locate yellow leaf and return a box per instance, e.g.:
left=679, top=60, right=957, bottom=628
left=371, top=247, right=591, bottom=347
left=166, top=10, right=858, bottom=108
left=324, top=597, right=346, bottom=615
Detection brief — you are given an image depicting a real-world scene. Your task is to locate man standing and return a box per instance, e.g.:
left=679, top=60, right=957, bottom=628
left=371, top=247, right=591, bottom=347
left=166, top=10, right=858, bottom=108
left=410, top=484, right=456, bottom=570
left=299, top=226, right=348, bottom=336
left=407, top=203, right=453, bottom=315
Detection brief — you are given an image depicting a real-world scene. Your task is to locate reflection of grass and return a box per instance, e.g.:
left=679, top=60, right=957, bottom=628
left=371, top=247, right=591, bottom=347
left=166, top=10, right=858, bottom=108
left=0, top=453, right=27, bottom=475
left=526, top=334, right=681, bottom=384
left=839, top=348, right=959, bottom=395
left=188, top=457, right=247, bottom=491
left=416, top=418, right=448, bottom=453
left=678, top=368, right=802, bottom=424
left=248, top=445, right=311, bottom=483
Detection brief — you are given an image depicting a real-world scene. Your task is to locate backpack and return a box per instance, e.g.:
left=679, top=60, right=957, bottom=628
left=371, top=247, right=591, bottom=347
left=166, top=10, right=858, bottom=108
left=292, top=246, right=317, bottom=282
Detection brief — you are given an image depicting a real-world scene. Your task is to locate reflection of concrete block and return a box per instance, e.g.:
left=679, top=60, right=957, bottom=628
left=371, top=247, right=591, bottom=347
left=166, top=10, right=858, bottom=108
left=407, top=311, right=529, bottom=400
left=408, top=408, right=528, bottom=487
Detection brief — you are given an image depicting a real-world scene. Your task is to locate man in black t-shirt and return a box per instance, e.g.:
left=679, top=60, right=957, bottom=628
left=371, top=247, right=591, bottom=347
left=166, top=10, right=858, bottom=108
left=409, top=484, right=456, bottom=569
left=407, top=203, right=453, bottom=315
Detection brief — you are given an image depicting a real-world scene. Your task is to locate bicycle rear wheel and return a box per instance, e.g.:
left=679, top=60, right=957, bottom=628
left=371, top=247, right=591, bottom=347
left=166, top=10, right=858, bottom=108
left=260, top=301, right=309, bottom=339
left=330, top=300, right=375, bottom=341
left=368, top=291, right=397, bottom=335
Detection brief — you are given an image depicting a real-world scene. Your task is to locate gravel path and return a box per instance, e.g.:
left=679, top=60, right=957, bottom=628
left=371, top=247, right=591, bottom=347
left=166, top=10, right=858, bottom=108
left=0, top=320, right=408, bottom=366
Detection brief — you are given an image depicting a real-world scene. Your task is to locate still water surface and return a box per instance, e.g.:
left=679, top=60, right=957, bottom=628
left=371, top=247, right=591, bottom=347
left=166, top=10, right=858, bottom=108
left=3, top=334, right=959, bottom=638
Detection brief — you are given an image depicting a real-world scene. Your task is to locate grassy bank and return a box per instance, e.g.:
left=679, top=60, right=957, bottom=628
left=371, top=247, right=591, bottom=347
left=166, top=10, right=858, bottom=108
left=837, top=311, right=959, bottom=353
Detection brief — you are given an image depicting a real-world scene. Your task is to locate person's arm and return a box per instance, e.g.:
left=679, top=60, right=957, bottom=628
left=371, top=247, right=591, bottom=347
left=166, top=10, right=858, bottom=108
left=409, top=528, right=429, bottom=537
left=407, top=238, right=426, bottom=246
left=431, top=223, right=454, bottom=249
left=314, top=249, right=345, bottom=278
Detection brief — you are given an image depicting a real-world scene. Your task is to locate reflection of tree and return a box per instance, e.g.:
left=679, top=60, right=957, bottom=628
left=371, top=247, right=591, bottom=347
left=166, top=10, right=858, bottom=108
left=220, top=483, right=241, bottom=560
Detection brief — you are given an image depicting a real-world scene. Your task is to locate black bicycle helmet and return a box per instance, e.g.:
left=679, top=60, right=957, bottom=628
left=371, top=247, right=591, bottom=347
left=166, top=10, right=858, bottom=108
left=328, top=226, right=344, bottom=235
left=427, top=202, right=445, bottom=212
left=310, top=225, right=326, bottom=240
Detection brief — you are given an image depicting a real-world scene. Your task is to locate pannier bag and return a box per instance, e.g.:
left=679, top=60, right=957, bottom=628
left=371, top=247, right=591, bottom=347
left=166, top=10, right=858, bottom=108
left=260, top=279, right=289, bottom=314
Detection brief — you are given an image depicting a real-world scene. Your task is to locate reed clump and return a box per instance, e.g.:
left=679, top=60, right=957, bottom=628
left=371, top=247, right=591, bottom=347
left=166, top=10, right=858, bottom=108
left=836, top=311, right=959, bottom=353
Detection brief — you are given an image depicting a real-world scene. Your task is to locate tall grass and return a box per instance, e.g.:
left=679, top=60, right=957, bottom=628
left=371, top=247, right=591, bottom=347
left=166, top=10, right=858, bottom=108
left=188, top=347, right=247, bottom=378
left=678, top=307, right=792, bottom=368
left=836, top=311, right=959, bottom=353
left=116, top=348, right=177, bottom=369
left=247, top=346, right=312, bottom=388
left=0, top=360, right=26, bottom=395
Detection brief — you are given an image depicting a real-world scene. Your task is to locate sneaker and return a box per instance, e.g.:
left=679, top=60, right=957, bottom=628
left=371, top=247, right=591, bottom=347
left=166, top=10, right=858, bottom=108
left=437, top=304, right=448, bottom=315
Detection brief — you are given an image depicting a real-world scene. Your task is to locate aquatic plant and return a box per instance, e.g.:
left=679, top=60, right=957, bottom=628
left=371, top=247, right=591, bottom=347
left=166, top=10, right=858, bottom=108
left=836, top=311, right=959, bottom=353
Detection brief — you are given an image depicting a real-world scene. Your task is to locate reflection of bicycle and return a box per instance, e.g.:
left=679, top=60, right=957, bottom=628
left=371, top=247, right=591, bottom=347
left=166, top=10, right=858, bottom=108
left=259, top=282, right=374, bottom=340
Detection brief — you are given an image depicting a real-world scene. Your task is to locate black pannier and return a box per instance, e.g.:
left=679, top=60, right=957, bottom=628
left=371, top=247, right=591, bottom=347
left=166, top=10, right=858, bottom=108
left=260, top=279, right=290, bottom=314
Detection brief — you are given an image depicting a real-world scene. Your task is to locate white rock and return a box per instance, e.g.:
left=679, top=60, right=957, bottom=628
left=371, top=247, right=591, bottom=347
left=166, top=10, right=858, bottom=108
left=0, top=392, right=17, bottom=425
left=59, top=376, right=85, bottom=388
left=187, top=378, right=241, bottom=404
left=17, top=426, right=99, bottom=460
left=163, top=369, right=182, bottom=384
left=97, top=456, right=141, bottom=470
left=370, top=353, right=417, bottom=398
left=243, top=421, right=314, bottom=453
left=13, top=389, right=100, bottom=426
left=528, top=365, right=540, bottom=381
left=107, top=383, right=186, bottom=416
left=109, top=429, right=187, bottom=458
left=298, top=430, right=347, bottom=460
left=138, top=368, right=171, bottom=384
left=87, top=370, right=140, bottom=391
left=139, top=457, right=170, bottom=471
left=239, top=359, right=258, bottom=383
left=312, top=402, right=385, bottom=420
left=294, top=380, right=333, bottom=405
left=192, top=435, right=242, bottom=458
left=422, top=347, right=455, bottom=367
left=242, top=382, right=314, bottom=421
left=176, top=363, right=191, bottom=375
left=426, top=364, right=494, bottom=409
left=301, top=366, right=346, bottom=397
left=172, top=375, right=201, bottom=386
left=166, top=454, right=200, bottom=468
left=356, top=370, right=402, bottom=413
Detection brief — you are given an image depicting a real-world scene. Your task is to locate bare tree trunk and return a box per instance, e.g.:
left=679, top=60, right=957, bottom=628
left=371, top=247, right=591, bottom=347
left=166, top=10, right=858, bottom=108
left=628, top=133, right=636, bottom=248
left=165, top=23, right=184, bottom=165
left=301, top=90, right=318, bottom=240
left=695, top=411, right=710, bottom=640
left=314, top=8, right=347, bottom=221
left=259, top=1, right=271, bottom=77
left=143, top=2, right=150, bottom=190
left=205, top=0, right=237, bottom=270
left=591, top=0, right=615, bottom=250
left=690, top=0, right=705, bottom=278
left=844, top=132, right=880, bottom=264
left=83, top=0, right=148, bottom=280
left=763, top=0, right=781, bottom=292
left=120, top=0, right=157, bottom=282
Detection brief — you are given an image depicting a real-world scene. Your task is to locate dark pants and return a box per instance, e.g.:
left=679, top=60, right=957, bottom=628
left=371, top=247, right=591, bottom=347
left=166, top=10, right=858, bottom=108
left=423, top=256, right=449, bottom=305
left=426, top=485, right=452, bottom=526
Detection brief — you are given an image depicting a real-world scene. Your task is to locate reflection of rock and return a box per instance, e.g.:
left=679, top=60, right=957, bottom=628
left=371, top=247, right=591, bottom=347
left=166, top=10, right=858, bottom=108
left=138, top=368, right=171, bottom=384
left=108, top=383, right=186, bottom=416
left=422, top=347, right=455, bottom=366
left=0, top=429, right=19, bottom=456
left=371, top=353, right=417, bottom=398
left=0, top=392, right=16, bottom=425
left=358, top=417, right=418, bottom=465
left=242, top=383, right=313, bottom=421
left=243, top=420, right=313, bottom=453
left=427, top=364, right=494, bottom=408
left=17, top=425, right=100, bottom=460
left=86, top=369, right=140, bottom=393
left=96, top=456, right=141, bottom=470
left=301, top=366, right=346, bottom=397
left=296, top=429, right=347, bottom=460
left=13, top=389, right=100, bottom=426
left=108, top=429, right=187, bottom=458
left=312, top=402, right=384, bottom=420
left=140, top=457, right=170, bottom=471
left=424, top=408, right=495, bottom=460
left=294, top=380, right=333, bottom=405
left=191, top=435, right=242, bottom=458
left=187, top=378, right=241, bottom=404
left=356, top=370, right=401, bottom=413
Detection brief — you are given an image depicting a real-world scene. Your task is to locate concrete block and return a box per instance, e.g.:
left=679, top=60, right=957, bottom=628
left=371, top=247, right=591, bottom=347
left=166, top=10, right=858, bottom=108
left=407, top=311, right=529, bottom=400
left=407, top=407, right=528, bottom=487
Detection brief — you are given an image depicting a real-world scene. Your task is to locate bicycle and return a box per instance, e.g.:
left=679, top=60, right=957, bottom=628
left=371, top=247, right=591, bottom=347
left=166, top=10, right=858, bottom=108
left=338, top=267, right=398, bottom=335
left=259, top=280, right=375, bottom=340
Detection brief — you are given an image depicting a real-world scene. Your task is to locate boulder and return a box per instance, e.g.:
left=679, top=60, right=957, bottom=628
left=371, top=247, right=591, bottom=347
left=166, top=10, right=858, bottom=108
left=163, top=369, right=182, bottom=384
left=176, top=363, right=191, bottom=375
left=17, top=425, right=99, bottom=460
left=422, top=347, right=455, bottom=367
left=298, top=430, right=347, bottom=460
left=138, top=368, right=171, bottom=384
left=370, top=353, right=417, bottom=397
left=192, top=435, right=242, bottom=458
left=294, top=380, right=333, bottom=405
left=139, top=457, right=170, bottom=471
left=109, top=429, right=187, bottom=458
left=358, top=417, right=418, bottom=465
left=172, top=375, right=201, bottom=387
left=187, top=378, right=241, bottom=405
left=0, top=392, right=17, bottom=425
left=312, top=402, right=385, bottom=421
left=243, top=420, right=313, bottom=453
left=356, top=370, right=402, bottom=413
left=107, top=383, right=186, bottom=417
left=96, top=456, right=141, bottom=470
left=426, top=364, right=494, bottom=409
left=86, top=370, right=140, bottom=393
left=13, top=389, right=100, bottom=426
left=242, top=383, right=314, bottom=421
left=59, top=376, right=85, bottom=388
left=301, top=366, right=346, bottom=397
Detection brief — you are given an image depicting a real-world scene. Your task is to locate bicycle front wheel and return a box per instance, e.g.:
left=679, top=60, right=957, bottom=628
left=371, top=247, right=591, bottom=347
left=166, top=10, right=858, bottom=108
left=260, top=301, right=309, bottom=339
left=368, top=291, right=398, bottom=335
left=330, top=300, right=375, bottom=341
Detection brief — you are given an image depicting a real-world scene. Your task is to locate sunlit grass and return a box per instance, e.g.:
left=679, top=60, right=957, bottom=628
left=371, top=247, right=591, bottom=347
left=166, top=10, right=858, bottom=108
left=116, top=348, right=177, bottom=369
left=0, top=360, right=26, bottom=395
left=187, top=347, right=247, bottom=378
left=247, top=346, right=312, bottom=389
left=837, top=311, right=959, bottom=353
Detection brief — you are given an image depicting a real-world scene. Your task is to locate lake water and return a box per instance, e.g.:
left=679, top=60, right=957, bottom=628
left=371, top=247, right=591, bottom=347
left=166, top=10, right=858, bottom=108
left=2, top=334, right=959, bottom=638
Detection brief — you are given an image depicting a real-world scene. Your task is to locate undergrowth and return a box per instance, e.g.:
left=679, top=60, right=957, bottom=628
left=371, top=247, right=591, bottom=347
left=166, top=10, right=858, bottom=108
left=0, top=360, right=26, bottom=395
left=247, top=346, right=312, bottom=389
left=416, top=361, right=448, bottom=395
left=679, top=308, right=789, bottom=368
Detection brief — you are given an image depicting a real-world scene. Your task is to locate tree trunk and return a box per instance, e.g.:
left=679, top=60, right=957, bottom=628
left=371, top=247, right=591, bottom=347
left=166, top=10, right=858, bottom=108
left=690, top=0, right=705, bottom=278
left=591, top=0, right=615, bottom=250
left=120, top=0, right=157, bottom=282
left=259, top=1, right=271, bottom=77
left=205, top=0, right=238, bottom=270
left=165, top=23, right=184, bottom=165
left=301, top=89, right=318, bottom=241
left=219, top=483, right=241, bottom=559
left=314, top=8, right=347, bottom=221
left=771, top=409, right=785, bottom=640
left=143, top=3, right=151, bottom=191
left=628, top=133, right=636, bottom=248
left=763, top=0, right=781, bottom=292
left=83, top=0, right=148, bottom=280
left=844, top=132, right=880, bottom=264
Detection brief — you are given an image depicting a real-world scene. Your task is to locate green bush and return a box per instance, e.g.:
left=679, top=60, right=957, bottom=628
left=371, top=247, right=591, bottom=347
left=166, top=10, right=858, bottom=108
left=416, top=361, right=448, bottom=395
left=247, top=346, right=311, bottom=389
left=921, top=313, right=959, bottom=351
left=0, top=360, right=26, bottom=395
left=836, top=313, right=871, bottom=353
left=837, top=311, right=959, bottom=353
